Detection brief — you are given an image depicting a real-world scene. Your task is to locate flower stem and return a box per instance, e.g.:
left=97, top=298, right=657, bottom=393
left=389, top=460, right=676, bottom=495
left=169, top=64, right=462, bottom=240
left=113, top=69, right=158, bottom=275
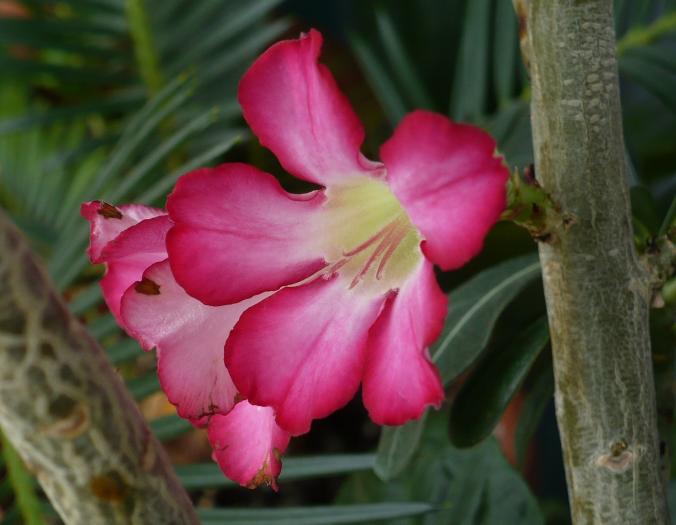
left=515, top=0, right=669, bottom=522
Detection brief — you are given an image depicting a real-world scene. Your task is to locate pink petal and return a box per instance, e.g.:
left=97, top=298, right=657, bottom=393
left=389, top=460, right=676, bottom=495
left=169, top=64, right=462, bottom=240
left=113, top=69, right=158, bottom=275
left=225, top=275, right=386, bottom=435
left=362, top=259, right=446, bottom=425
left=98, top=215, right=171, bottom=325
left=381, top=111, right=509, bottom=271
left=238, top=29, right=381, bottom=186
left=121, top=260, right=264, bottom=424
left=81, top=201, right=164, bottom=263
left=208, top=401, right=290, bottom=490
left=166, top=163, right=327, bottom=306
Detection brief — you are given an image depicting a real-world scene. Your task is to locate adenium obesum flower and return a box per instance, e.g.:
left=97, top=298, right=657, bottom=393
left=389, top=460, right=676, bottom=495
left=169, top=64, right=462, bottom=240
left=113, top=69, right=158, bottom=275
left=81, top=29, right=508, bottom=489
left=81, top=202, right=289, bottom=488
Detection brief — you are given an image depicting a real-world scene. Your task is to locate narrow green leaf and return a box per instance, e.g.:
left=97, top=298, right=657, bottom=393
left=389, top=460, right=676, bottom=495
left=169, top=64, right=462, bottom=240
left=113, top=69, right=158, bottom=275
left=136, top=132, right=241, bottom=204
left=0, top=91, right=143, bottom=134
left=449, top=0, right=492, bottom=120
left=375, top=10, right=433, bottom=108
left=515, top=355, right=554, bottom=467
left=109, top=108, right=218, bottom=202
left=197, top=502, right=435, bottom=525
left=373, top=412, right=427, bottom=482
left=432, top=254, right=541, bottom=382
left=620, top=54, right=676, bottom=112
left=149, top=414, right=193, bottom=442
left=88, top=314, right=119, bottom=340
left=127, top=371, right=161, bottom=400
left=0, top=430, right=46, bottom=525
left=493, top=0, right=519, bottom=106
left=658, top=195, right=676, bottom=237
left=199, top=18, right=292, bottom=83
left=449, top=316, right=550, bottom=447
left=69, top=283, right=102, bottom=316
left=350, top=33, right=407, bottom=127
left=176, top=453, right=375, bottom=490
left=167, top=0, right=285, bottom=74
left=106, top=338, right=141, bottom=365
left=375, top=254, right=541, bottom=480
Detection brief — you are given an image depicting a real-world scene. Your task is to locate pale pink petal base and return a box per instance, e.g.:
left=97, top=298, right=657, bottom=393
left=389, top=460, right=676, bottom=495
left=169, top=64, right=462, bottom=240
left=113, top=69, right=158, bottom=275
left=81, top=201, right=164, bottom=263
left=381, top=111, right=509, bottom=271
left=120, top=260, right=262, bottom=424
left=167, top=164, right=327, bottom=306
left=208, top=401, right=291, bottom=490
left=362, top=259, right=446, bottom=425
left=238, top=29, right=381, bottom=186
left=225, top=276, right=386, bottom=435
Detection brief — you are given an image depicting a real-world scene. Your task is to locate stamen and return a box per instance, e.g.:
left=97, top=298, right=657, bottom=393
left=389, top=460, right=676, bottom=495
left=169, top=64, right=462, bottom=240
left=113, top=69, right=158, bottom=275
left=348, top=225, right=398, bottom=289
left=342, top=219, right=398, bottom=257
left=376, top=221, right=408, bottom=280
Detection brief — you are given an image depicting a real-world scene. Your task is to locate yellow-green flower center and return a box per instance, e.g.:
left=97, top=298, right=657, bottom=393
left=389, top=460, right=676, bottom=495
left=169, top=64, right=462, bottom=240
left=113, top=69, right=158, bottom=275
left=320, top=177, right=422, bottom=295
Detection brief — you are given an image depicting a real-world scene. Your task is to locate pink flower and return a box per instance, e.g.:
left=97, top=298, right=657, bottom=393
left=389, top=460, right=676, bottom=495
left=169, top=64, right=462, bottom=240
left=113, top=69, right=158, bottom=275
left=166, top=29, right=508, bottom=436
left=81, top=201, right=289, bottom=489
left=81, top=28, right=507, bottom=490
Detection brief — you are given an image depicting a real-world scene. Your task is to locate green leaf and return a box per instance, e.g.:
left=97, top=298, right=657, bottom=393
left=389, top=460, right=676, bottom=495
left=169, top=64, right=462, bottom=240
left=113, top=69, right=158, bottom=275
left=375, top=10, right=432, bottom=109
left=197, top=503, right=435, bottom=525
left=449, top=0, right=491, bottom=120
left=620, top=53, right=676, bottom=112
left=433, top=254, right=541, bottom=382
left=176, top=454, right=376, bottom=490
left=149, top=414, right=193, bottom=442
left=374, top=412, right=427, bottom=482
left=127, top=371, right=160, bottom=400
left=0, top=430, right=46, bottom=525
left=350, top=32, right=407, bottom=126
left=136, top=132, right=241, bottom=205
left=493, top=0, right=519, bottom=106
left=630, top=185, right=662, bottom=234
left=375, top=254, right=541, bottom=480
left=106, top=338, right=141, bottom=365
left=659, top=195, right=676, bottom=237
left=449, top=316, right=550, bottom=447
left=515, top=355, right=554, bottom=468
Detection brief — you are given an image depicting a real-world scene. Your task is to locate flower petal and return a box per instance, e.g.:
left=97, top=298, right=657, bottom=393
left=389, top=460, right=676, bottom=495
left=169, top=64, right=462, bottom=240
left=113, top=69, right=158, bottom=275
left=81, top=201, right=164, bottom=263
left=121, top=260, right=264, bottom=424
left=208, top=401, right=290, bottom=490
left=166, top=163, right=327, bottom=306
left=98, top=215, right=171, bottom=325
left=225, top=275, right=386, bottom=435
left=381, top=111, right=509, bottom=270
left=362, top=259, right=446, bottom=425
left=238, top=29, right=381, bottom=186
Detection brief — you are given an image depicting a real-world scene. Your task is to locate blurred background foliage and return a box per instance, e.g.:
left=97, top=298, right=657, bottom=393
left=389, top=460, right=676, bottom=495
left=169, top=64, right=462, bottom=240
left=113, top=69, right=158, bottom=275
left=0, top=0, right=674, bottom=523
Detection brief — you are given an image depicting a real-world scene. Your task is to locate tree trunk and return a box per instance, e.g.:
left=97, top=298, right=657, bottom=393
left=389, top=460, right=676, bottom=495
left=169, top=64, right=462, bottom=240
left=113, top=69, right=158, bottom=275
left=0, top=209, right=199, bottom=524
left=515, top=1, right=669, bottom=523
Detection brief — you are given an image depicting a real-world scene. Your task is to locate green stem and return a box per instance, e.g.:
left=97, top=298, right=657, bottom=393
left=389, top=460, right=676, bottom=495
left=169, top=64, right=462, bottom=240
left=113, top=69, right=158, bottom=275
left=0, top=428, right=45, bottom=525
left=617, top=10, right=676, bottom=55
left=515, top=0, right=669, bottom=522
left=125, top=0, right=164, bottom=95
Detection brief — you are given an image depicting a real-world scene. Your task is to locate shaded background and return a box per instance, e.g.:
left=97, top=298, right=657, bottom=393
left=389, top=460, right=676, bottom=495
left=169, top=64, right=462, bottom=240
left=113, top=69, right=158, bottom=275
left=0, top=0, right=675, bottom=523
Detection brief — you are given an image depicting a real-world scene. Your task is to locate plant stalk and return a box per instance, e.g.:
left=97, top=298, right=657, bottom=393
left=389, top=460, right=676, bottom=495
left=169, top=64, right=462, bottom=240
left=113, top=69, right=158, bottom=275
left=0, top=209, right=199, bottom=524
left=515, top=1, right=669, bottom=523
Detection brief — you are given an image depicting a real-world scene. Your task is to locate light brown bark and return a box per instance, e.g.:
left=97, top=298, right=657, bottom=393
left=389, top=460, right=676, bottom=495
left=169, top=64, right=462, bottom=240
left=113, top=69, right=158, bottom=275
left=0, top=209, right=198, bottom=524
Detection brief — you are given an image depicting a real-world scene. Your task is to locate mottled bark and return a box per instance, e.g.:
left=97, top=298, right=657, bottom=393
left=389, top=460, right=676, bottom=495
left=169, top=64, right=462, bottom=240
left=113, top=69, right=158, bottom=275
left=515, top=1, right=669, bottom=523
left=0, top=208, right=198, bottom=524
